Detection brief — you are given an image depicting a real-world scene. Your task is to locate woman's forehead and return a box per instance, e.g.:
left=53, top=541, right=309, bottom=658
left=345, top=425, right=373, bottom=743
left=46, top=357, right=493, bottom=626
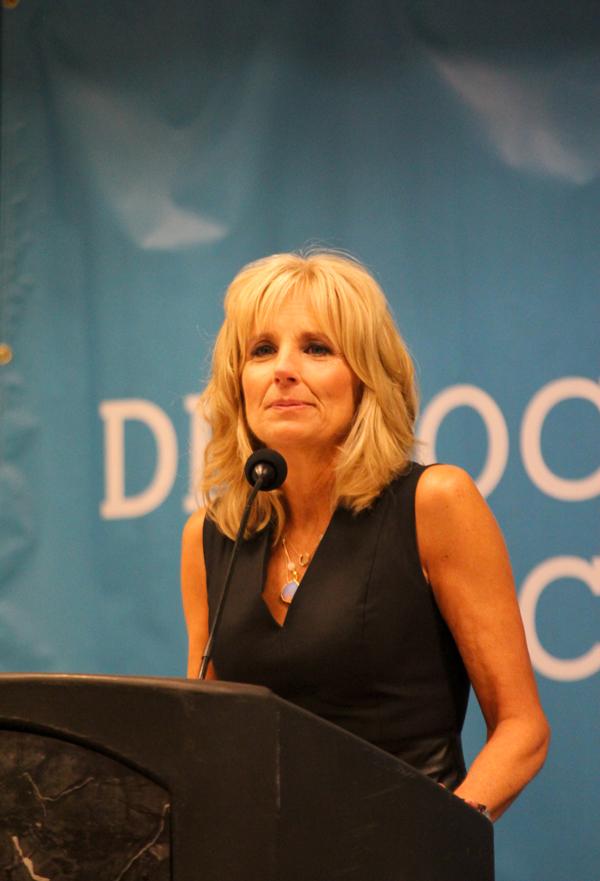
left=245, top=287, right=339, bottom=338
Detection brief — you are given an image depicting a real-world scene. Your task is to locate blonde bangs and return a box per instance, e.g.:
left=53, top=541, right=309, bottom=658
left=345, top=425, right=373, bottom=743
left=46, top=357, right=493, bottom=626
left=226, top=258, right=347, bottom=367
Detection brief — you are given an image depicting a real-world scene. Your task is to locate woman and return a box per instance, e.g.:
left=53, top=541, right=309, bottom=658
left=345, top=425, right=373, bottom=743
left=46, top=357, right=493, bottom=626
left=181, top=250, right=550, bottom=821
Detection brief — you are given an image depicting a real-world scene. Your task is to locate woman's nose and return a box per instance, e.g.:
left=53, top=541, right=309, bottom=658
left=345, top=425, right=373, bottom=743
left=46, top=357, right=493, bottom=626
left=273, top=347, right=299, bottom=384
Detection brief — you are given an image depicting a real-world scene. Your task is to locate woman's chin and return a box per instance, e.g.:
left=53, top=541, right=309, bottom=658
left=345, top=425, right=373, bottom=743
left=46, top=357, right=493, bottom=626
left=255, top=426, right=330, bottom=453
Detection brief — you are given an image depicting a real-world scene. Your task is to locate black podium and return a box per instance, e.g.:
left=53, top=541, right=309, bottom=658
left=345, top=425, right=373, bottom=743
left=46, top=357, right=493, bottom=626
left=0, top=674, right=493, bottom=880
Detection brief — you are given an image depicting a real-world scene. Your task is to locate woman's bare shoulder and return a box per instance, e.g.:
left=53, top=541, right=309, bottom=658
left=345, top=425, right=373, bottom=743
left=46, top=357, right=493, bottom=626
left=182, top=507, right=207, bottom=545
left=181, top=508, right=208, bottom=587
left=416, top=463, right=479, bottom=508
left=415, top=465, right=482, bottom=527
left=414, top=464, right=503, bottom=586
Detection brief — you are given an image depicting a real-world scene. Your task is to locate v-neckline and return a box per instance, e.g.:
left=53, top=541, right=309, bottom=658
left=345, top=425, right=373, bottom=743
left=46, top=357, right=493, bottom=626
left=259, top=509, right=338, bottom=630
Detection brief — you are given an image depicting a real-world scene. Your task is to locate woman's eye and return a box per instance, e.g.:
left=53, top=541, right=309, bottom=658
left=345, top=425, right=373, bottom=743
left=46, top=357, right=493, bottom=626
left=305, top=341, right=332, bottom=356
left=250, top=342, right=275, bottom=357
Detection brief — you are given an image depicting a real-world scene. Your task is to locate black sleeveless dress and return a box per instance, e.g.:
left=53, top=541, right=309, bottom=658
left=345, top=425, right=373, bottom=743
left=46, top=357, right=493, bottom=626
left=203, top=462, right=470, bottom=789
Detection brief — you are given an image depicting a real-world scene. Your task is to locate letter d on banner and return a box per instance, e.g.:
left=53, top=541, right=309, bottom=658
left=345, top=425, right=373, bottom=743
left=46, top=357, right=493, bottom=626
left=99, top=399, right=177, bottom=518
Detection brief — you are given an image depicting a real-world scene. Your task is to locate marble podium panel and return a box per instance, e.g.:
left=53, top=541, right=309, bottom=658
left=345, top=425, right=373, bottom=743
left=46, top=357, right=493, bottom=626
left=0, top=730, right=170, bottom=880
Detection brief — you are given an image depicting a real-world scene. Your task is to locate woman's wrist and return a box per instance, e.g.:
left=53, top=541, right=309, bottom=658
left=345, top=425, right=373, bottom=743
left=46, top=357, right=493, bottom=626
left=441, top=784, right=492, bottom=821
left=462, top=798, right=492, bottom=820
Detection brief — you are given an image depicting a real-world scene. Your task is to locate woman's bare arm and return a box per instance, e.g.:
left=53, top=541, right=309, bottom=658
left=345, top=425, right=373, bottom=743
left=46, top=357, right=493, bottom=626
left=180, top=508, right=216, bottom=679
left=416, top=465, right=550, bottom=820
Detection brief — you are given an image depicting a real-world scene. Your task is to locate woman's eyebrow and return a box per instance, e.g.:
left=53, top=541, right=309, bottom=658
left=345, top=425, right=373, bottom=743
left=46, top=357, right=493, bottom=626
left=246, top=331, right=274, bottom=346
left=297, top=329, right=334, bottom=342
left=245, top=328, right=337, bottom=350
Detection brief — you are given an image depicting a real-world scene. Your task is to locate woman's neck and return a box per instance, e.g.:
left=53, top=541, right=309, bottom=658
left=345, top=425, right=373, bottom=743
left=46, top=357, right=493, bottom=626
left=279, top=448, right=337, bottom=533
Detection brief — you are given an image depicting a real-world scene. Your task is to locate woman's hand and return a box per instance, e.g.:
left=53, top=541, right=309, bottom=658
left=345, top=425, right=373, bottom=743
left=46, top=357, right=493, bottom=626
left=181, top=508, right=216, bottom=679
left=416, top=465, right=550, bottom=820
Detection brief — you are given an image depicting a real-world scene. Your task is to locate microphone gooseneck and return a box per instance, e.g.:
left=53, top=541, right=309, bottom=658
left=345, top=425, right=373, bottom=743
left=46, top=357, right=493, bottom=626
left=198, top=449, right=287, bottom=679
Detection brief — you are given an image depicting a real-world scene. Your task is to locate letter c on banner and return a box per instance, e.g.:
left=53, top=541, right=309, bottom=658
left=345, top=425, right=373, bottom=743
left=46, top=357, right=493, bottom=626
left=99, top=399, right=177, bottom=518
left=520, top=556, right=600, bottom=681
left=418, top=384, right=509, bottom=496
left=520, top=376, right=600, bottom=501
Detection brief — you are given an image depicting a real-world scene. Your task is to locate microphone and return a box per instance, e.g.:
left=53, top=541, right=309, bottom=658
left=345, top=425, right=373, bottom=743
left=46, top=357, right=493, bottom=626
left=244, top=448, right=287, bottom=491
left=198, top=449, right=287, bottom=679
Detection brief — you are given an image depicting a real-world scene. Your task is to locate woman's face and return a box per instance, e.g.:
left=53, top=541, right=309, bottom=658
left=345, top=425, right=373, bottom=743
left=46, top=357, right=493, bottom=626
left=241, top=294, right=359, bottom=456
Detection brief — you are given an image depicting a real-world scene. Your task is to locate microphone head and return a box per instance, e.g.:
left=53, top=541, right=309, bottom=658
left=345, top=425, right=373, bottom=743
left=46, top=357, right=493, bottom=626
left=244, top=449, right=287, bottom=491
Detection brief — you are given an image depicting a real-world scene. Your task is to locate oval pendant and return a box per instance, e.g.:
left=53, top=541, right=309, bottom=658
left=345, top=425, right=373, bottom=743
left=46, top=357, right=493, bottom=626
left=280, top=579, right=299, bottom=605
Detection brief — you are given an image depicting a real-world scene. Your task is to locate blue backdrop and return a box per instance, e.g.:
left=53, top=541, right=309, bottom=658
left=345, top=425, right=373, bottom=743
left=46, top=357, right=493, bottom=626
left=2, top=2, right=598, bottom=879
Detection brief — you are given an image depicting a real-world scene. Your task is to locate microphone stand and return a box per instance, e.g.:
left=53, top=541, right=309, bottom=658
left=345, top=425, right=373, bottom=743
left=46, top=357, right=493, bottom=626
left=198, top=475, right=265, bottom=680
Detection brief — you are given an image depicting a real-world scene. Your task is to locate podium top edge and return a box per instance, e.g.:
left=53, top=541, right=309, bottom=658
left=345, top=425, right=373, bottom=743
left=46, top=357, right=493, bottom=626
left=0, top=672, right=272, bottom=697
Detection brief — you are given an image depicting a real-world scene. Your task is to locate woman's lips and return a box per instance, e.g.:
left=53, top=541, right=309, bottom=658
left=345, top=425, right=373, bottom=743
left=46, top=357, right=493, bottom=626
left=268, top=399, right=311, bottom=408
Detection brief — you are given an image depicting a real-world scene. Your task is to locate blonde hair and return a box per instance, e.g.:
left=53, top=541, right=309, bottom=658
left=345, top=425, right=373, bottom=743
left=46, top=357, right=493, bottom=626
left=199, top=250, right=418, bottom=540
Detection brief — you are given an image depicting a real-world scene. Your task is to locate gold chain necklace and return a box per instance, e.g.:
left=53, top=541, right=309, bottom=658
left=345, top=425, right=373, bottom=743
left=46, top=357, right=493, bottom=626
left=279, top=533, right=323, bottom=605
